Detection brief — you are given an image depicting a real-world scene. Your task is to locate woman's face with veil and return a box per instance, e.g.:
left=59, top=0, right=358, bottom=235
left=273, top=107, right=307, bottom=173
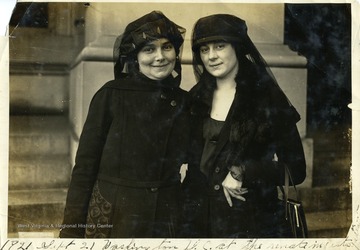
left=137, top=38, right=176, bottom=80
left=199, top=42, right=239, bottom=80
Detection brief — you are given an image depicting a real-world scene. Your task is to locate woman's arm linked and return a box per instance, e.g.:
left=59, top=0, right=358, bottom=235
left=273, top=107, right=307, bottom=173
left=222, top=120, right=306, bottom=206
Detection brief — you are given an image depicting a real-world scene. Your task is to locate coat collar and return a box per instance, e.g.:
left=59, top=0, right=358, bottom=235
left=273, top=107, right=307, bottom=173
left=101, top=73, right=179, bottom=92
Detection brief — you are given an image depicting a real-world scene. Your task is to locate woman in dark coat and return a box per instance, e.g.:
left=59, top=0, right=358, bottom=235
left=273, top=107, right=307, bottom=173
left=60, top=11, right=189, bottom=238
left=185, top=14, right=306, bottom=238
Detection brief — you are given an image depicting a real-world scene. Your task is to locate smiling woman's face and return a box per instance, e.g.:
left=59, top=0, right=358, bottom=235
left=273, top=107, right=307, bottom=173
left=137, top=38, right=176, bottom=80
left=199, top=42, right=239, bottom=80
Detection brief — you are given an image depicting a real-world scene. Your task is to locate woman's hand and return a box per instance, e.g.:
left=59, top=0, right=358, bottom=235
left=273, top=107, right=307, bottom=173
left=179, top=163, right=188, bottom=183
left=222, top=171, right=248, bottom=207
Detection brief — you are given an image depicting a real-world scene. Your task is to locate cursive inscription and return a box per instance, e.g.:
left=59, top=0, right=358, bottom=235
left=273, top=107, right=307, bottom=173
left=1, top=238, right=360, bottom=250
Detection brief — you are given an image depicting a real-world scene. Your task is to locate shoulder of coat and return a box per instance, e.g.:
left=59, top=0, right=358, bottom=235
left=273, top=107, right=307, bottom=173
left=100, top=79, right=131, bottom=90
left=100, top=78, right=161, bottom=92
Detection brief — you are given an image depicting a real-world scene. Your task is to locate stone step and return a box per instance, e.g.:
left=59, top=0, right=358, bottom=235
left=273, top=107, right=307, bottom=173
left=8, top=189, right=67, bottom=235
left=312, top=155, right=351, bottom=187
left=295, top=186, right=351, bottom=213
left=9, top=155, right=71, bottom=190
left=313, top=139, right=350, bottom=153
left=9, top=115, right=70, bottom=157
left=10, top=74, right=69, bottom=115
left=314, top=150, right=351, bottom=162
left=306, top=209, right=352, bottom=238
left=309, top=126, right=351, bottom=150
left=310, top=126, right=351, bottom=188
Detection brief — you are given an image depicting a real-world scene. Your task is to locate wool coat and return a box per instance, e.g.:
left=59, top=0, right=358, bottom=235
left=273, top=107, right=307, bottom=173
left=60, top=73, right=190, bottom=238
left=183, top=74, right=307, bottom=238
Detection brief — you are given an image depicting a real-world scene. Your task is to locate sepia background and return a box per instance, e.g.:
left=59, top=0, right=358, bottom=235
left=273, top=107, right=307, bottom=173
left=7, top=2, right=351, bottom=238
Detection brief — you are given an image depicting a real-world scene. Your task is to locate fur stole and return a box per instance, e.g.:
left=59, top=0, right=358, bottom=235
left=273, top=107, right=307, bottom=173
left=190, top=76, right=300, bottom=166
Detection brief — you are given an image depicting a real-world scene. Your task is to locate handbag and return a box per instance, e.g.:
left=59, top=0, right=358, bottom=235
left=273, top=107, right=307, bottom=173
left=278, top=166, right=308, bottom=238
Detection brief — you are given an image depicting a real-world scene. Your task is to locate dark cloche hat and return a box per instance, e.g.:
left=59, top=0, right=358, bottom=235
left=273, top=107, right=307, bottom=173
left=192, top=14, right=248, bottom=51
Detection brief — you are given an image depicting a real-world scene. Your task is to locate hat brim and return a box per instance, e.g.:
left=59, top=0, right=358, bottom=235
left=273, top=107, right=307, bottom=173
left=192, top=36, right=242, bottom=51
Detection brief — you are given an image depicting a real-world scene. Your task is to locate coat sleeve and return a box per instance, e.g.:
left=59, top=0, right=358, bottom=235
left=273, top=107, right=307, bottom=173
left=178, top=97, right=207, bottom=237
left=59, top=87, right=114, bottom=238
left=242, top=121, right=306, bottom=187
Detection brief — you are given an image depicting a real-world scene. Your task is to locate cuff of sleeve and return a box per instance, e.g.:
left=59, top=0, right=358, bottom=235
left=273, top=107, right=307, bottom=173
left=228, top=165, right=245, bottom=181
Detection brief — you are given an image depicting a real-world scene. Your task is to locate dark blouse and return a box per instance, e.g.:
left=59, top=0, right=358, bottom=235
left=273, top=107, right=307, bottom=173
left=200, top=117, right=225, bottom=177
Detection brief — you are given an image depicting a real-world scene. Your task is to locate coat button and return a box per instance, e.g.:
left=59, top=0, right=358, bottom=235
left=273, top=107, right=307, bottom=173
left=150, top=187, right=158, bottom=192
left=210, top=140, right=218, bottom=144
left=170, top=100, right=177, bottom=107
left=160, top=94, right=167, bottom=99
left=214, top=184, right=220, bottom=191
left=214, top=167, right=220, bottom=173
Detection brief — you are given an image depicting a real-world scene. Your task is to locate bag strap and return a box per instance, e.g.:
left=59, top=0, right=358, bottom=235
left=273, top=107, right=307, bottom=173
left=284, top=165, right=300, bottom=200
left=280, top=165, right=300, bottom=219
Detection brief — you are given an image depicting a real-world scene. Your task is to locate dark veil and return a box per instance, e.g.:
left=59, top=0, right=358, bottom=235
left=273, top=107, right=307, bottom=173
left=191, top=14, right=301, bottom=164
left=191, top=14, right=300, bottom=123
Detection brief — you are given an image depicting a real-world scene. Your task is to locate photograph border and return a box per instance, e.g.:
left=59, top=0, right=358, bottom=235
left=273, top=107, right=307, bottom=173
left=1, top=0, right=359, bottom=249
